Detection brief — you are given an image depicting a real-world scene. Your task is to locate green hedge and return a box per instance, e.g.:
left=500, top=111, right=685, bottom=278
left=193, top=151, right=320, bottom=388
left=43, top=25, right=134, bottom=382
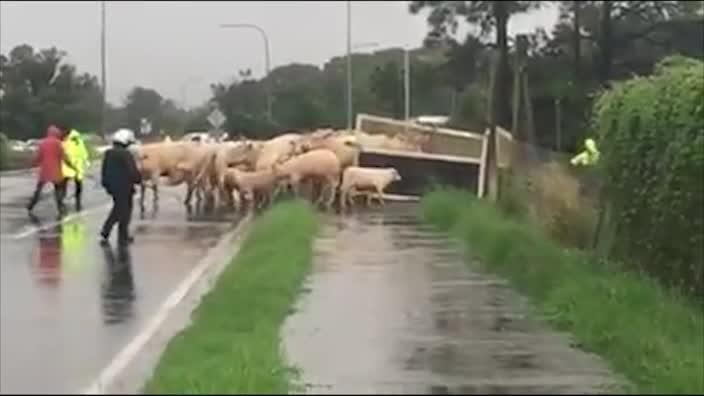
left=592, top=55, right=704, bottom=296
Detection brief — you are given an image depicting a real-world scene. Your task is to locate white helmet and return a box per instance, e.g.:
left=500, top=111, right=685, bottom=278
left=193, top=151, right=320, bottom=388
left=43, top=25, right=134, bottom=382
left=113, top=128, right=136, bottom=145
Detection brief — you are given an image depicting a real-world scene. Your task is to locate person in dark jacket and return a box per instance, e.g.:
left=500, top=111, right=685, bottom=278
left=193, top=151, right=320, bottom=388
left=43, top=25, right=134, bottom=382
left=99, top=129, right=142, bottom=246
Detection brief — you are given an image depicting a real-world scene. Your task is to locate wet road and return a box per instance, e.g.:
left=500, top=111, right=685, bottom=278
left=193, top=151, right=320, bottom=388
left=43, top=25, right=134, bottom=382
left=283, top=203, right=622, bottom=394
left=0, top=170, right=240, bottom=394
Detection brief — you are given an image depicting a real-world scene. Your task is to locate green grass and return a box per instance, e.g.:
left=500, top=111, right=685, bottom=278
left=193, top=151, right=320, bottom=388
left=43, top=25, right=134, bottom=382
left=421, top=189, right=704, bottom=394
left=144, top=199, right=319, bottom=394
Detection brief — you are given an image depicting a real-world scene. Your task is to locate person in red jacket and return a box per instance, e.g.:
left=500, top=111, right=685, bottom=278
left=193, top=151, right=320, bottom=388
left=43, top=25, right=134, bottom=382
left=27, top=125, right=76, bottom=217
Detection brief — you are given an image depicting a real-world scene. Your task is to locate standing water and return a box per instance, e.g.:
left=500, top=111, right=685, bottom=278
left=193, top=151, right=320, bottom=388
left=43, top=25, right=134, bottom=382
left=283, top=203, right=621, bottom=394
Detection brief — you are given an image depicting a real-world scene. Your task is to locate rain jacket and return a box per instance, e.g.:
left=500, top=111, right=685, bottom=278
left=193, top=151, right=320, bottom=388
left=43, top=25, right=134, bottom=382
left=34, top=125, right=69, bottom=183
left=570, top=138, right=600, bottom=167
left=62, top=129, right=90, bottom=181
left=101, top=144, right=142, bottom=196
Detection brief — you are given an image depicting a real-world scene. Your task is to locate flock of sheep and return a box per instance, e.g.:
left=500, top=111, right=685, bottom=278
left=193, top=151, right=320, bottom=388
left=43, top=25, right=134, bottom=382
left=131, top=128, right=430, bottom=213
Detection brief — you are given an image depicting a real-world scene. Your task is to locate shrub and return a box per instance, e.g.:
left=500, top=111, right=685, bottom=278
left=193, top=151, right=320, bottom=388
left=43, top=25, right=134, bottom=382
left=592, top=55, right=704, bottom=296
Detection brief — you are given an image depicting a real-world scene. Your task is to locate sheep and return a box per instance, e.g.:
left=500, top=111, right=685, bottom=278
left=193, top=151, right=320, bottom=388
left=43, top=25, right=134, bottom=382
left=223, top=167, right=280, bottom=211
left=339, top=166, right=402, bottom=211
left=272, top=148, right=342, bottom=210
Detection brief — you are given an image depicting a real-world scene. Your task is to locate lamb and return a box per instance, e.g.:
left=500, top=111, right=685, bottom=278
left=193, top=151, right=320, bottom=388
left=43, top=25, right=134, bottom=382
left=223, top=167, right=280, bottom=211
left=339, top=166, right=402, bottom=210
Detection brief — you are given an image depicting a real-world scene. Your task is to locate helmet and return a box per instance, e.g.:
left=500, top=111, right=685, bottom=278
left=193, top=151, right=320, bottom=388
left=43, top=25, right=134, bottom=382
left=112, top=129, right=136, bottom=145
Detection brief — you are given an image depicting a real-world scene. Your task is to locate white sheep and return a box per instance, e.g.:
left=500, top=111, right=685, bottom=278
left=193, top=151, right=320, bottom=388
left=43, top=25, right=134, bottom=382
left=339, top=166, right=402, bottom=210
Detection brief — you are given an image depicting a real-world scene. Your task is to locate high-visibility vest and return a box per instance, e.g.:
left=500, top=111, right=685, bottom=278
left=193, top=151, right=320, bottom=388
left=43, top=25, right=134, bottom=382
left=570, top=138, right=600, bottom=166
left=62, top=129, right=91, bottom=180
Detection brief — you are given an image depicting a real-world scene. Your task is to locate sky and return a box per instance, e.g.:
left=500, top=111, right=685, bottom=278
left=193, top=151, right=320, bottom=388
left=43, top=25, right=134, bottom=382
left=1, top=1, right=558, bottom=108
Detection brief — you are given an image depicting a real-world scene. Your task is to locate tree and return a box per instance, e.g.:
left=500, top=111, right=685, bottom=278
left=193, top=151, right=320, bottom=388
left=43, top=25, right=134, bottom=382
left=0, top=44, right=102, bottom=139
left=124, top=87, right=164, bottom=134
left=369, top=61, right=403, bottom=118
left=409, top=1, right=544, bottom=128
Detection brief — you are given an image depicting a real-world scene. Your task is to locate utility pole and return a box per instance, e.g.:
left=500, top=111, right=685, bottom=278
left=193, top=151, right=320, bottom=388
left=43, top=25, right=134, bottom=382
left=219, top=24, right=273, bottom=122
left=100, top=0, right=107, bottom=139
left=346, top=0, right=353, bottom=131
left=404, top=48, right=410, bottom=134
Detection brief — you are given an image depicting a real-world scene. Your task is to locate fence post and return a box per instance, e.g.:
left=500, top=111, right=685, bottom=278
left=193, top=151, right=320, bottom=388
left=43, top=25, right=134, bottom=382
left=482, top=48, right=501, bottom=202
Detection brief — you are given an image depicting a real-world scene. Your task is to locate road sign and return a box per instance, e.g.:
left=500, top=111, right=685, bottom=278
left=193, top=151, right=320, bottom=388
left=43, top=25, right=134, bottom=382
left=207, top=109, right=225, bottom=130
left=139, top=118, right=152, bottom=135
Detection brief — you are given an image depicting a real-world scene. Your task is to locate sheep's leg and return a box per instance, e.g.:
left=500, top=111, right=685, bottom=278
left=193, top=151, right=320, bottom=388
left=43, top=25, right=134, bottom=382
left=340, top=186, right=348, bottom=211
left=325, top=176, right=338, bottom=211
left=313, top=178, right=326, bottom=207
left=139, top=181, right=147, bottom=212
left=348, top=187, right=359, bottom=209
left=375, top=184, right=386, bottom=206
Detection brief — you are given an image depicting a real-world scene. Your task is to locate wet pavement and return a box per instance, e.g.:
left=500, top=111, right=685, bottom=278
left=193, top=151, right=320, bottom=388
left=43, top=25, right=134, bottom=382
left=0, top=170, right=241, bottom=394
left=283, top=203, right=622, bottom=394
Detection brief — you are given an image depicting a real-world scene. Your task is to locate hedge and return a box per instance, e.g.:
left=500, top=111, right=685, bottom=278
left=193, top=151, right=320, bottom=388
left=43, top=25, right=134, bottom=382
left=592, top=55, right=704, bottom=296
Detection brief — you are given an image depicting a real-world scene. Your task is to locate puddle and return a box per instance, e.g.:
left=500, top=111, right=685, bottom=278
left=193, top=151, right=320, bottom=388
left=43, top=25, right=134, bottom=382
left=283, top=203, right=622, bottom=394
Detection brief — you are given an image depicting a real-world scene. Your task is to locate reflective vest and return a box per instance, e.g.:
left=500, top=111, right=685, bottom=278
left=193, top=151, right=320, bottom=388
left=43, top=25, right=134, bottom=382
left=570, top=138, right=600, bottom=166
left=62, top=129, right=91, bottom=180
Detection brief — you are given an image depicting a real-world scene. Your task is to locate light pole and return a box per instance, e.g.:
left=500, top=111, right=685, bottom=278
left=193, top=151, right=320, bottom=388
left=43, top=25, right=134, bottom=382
left=346, top=0, right=352, bottom=131
left=404, top=47, right=410, bottom=134
left=180, top=76, right=203, bottom=110
left=219, top=23, right=273, bottom=122
left=100, top=0, right=107, bottom=139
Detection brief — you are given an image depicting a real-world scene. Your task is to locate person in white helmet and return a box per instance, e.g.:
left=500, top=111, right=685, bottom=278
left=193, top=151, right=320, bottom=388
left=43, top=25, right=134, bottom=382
left=99, top=129, right=142, bottom=246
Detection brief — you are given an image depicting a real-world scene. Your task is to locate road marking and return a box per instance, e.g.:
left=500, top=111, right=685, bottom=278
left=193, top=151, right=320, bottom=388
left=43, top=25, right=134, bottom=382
left=79, top=213, right=253, bottom=395
left=5, top=203, right=111, bottom=240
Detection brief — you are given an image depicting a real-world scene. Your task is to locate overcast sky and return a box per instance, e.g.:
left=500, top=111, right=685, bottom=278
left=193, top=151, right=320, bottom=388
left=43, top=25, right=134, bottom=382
left=1, top=1, right=558, bottom=108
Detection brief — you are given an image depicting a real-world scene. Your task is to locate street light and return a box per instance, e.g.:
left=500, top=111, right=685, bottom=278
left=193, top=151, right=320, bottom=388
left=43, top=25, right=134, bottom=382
left=404, top=47, right=410, bottom=134
left=402, top=37, right=445, bottom=134
left=346, top=0, right=352, bottom=131
left=180, top=76, right=203, bottom=109
left=100, top=1, right=107, bottom=139
left=219, top=23, right=273, bottom=122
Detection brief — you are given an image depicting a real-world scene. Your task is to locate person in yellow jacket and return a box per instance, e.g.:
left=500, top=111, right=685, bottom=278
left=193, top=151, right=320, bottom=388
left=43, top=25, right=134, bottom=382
left=570, top=138, right=600, bottom=167
left=61, top=127, right=91, bottom=211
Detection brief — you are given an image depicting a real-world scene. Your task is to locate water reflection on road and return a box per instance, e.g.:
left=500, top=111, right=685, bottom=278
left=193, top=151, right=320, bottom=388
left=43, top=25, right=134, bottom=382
left=1, top=183, right=238, bottom=394
left=284, top=203, right=620, bottom=395
left=100, top=245, right=137, bottom=325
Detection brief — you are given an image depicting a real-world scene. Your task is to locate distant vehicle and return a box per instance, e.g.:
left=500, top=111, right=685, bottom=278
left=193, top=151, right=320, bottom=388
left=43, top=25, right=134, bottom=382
left=180, top=132, right=212, bottom=143
left=414, top=115, right=450, bottom=127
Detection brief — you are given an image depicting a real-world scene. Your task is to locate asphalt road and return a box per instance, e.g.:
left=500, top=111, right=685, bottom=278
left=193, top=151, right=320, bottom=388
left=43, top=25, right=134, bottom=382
left=0, top=169, right=241, bottom=394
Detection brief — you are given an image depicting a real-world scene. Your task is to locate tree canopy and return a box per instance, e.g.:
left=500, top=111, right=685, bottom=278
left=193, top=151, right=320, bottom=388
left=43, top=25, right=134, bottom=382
left=1, top=1, right=701, bottom=151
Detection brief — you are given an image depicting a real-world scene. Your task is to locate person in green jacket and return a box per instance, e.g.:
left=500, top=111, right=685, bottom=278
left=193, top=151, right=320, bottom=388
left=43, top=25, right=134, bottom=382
left=61, top=127, right=91, bottom=211
left=570, top=138, right=600, bottom=167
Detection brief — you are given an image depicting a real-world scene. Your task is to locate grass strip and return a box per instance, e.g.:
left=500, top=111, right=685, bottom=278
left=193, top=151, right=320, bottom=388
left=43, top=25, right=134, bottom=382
left=421, top=189, right=704, bottom=394
left=144, top=199, right=318, bottom=394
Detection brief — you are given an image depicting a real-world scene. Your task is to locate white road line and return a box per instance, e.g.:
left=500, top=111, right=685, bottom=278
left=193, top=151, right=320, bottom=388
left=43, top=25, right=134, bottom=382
left=6, top=203, right=111, bottom=240
left=79, top=213, right=253, bottom=395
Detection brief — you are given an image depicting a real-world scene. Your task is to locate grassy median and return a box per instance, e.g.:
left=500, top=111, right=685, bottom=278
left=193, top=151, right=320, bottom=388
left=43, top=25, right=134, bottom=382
left=144, top=200, right=319, bottom=394
left=421, top=189, right=704, bottom=394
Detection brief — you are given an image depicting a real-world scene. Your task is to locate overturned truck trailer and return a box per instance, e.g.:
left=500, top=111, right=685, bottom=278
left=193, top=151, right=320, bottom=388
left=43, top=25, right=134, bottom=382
left=355, top=113, right=513, bottom=199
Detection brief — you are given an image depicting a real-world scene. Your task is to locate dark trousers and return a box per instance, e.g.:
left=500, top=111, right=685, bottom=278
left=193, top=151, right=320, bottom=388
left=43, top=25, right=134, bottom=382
left=61, top=177, right=83, bottom=209
left=101, top=192, right=134, bottom=243
left=28, top=180, right=65, bottom=212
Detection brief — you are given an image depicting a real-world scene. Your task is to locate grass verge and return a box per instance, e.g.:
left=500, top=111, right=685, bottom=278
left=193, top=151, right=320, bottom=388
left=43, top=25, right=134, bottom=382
left=421, top=189, right=704, bottom=394
left=144, top=199, right=318, bottom=394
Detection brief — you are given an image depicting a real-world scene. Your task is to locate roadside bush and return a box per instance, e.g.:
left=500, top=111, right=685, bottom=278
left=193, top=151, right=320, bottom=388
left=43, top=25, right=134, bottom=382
left=592, top=55, right=704, bottom=296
